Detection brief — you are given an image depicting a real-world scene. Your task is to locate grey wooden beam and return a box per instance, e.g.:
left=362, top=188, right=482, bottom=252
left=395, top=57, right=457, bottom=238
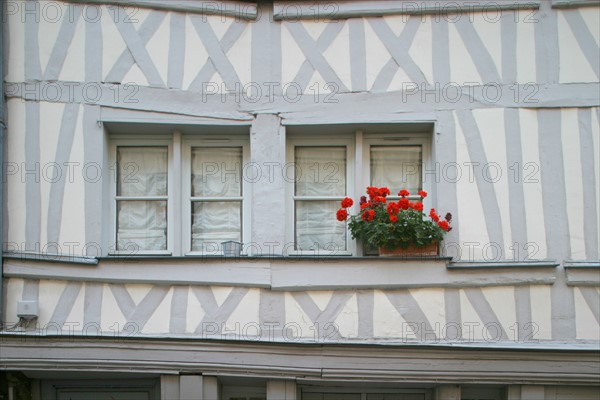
left=273, top=1, right=541, bottom=20
left=564, top=262, right=600, bottom=286
left=62, top=0, right=258, bottom=19
left=552, top=0, right=600, bottom=8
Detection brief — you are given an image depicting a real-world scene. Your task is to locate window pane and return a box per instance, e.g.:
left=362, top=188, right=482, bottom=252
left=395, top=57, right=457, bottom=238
left=117, top=147, right=167, bottom=196
left=295, top=200, right=346, bottom=251
left=192, top=147, right=242, bottom=197
left=192, top=201, right=241, bottom=252
left=117, top=200, right=167, bottom=251
left=295, top=147, right=346, bottom=196
left=370, top=145, right=422, bottom=194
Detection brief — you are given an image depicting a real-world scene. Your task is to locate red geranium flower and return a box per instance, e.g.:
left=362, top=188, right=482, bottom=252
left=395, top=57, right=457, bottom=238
left=418, top=190, right=427, bottom=198
left=398, top=189, right=410, bottom=197
left=399, top=197, right=410, bottom=210
left=438, top=220, right=450, bottom=231
left=341, top=197, right=353, bottom=208
left=389, top=215, right=398, bottom=223
left=413, top=202, right=424, bottom=211
left=336, top=208, right=348, bottom=221
left=387, top=202, right=400, bottom=214
left=367, top=209, right=375, bottom=221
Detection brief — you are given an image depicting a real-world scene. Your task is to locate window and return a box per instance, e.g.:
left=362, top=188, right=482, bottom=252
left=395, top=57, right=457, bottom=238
left=111, top=133, right=249, bottom=256
left=287, top=131, right=432, bottom=256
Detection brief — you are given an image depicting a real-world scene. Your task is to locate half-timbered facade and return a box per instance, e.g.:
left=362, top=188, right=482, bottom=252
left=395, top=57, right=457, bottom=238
left=1, top=0, right=599, bottom=399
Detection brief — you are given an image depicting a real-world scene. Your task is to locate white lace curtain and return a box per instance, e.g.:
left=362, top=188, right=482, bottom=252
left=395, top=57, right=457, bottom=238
left=370, top=145, right=422, bottom=194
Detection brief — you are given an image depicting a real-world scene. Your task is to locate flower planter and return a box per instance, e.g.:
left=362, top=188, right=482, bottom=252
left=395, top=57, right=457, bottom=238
left=378, top=241, right=439, bottom=257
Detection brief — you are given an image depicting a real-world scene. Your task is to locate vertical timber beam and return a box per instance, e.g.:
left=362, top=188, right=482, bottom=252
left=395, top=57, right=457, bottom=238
left=180, top=375, right=203, bottom=400
left=161, top=375, right=180, bottom=399
left=203, top=376, right=220, bottom=400
left=434, top=385, right=460, bottom=400
left=267, top=380, right=296, bottom=400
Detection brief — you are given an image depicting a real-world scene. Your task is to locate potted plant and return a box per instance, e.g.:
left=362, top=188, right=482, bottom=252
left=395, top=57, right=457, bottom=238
left=336, top=186, right=452, bottom=256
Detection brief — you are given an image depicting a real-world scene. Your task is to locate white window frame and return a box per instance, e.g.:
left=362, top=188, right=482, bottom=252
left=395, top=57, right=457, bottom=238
left=286, top=131, right=433, bottom=257
left=182, top=135, right=250, bottom=256
left=109, top=133, right=250, bottom=257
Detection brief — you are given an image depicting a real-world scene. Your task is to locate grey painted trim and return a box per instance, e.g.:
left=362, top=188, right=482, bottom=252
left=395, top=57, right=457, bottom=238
left=259, top=289, right=286, bottom=335
left=24, top=0, right=42, bottom=80
left=449, top=261, right=559, bottom=269
left=49, top=282, right=82, bottom=328
left=384, top=290, right=436, bottom=340
left=291, top=291, right=353, bottom=339
left=285, top=22, right=349, bottom=92
left=85, top=7, right=103, bottom=82
left=189, top=16, right=242, bottom=90
left=535, top=1, right=560, bottom=83
left=455, top=110, right=505, bottom=253
left=552, top=0, right=600, bottom=8
left=105, top=11, right=166, bottom=84
left=22, top=279, right=39, bottom=303
left=504, top=109, right=529, bottom=259
left=514, top=286, right=533, bottom=341
left=356, top=290, right=374, bottom=337
left=454, top=18, right=501, bottom=83
left=562, top=9, right=600, bottom=78
left=83, top=282, right=103, bottom=327
left=290, top=21, right=346, bottom=92
left=112, top=13, right=166, bottom=87
left=444, top=288, right=461, bottom=336
left=167, top=13, right=185, bottom=90
left=82, top=105, right=104, bottom=256
left=501, top=11, right=518, bottom=83
left=579, top=109, right=600, bottom=260
left=5, top=82, right=600, bottom=119
left=63, top=0, right=258, bottom=19
left=188, top=19, right=247, bottom=92
left=47, top=103, right=80, bottom=244
left=564, top=260, right=600, bottom=267
left=273, top=1, right=541, bottom=20
left=251, top=3, right=272, bottom=88
left=463, top=288, right=509, bottom=340
left=348, top=18, right=367, bottom=92
left=169, top=286, right=188, bottom=334
left=432, top=18, right=450, bottom=84
left=368, top=17, right=427, bottom=87
left=100, top=107, right=252, bottom=126
left=192, top=287, right=249, bottom=333
left=3, top=251, right=98, bottom=265
left=25, top=101, right=41, bottom=251
left=564, top=266, right=600, bottom=286
left=578, top=287, right=600, bottom=325
left=1, top=337, right=599, bottom=384
left=43, top=6, right=81, bottom=80
left=3, top=258, right=559, bottom=289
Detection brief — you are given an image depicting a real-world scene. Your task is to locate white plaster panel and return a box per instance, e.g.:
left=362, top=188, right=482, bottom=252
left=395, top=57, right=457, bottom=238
left=561, top=108, right=586, bottom=259
left=207, top=14, right=232, bottom=41
left=409, top=288, right=446, bottom=338
left=101, top=284, right=127, bottom=332
left=182, top=14, right=209, bottom=90
left=333, top=293, right=358, bottom=338
left=101, top=5, right=128, bottom=81
left=125, top=283, right=153, bottom=306
left=227, top=23, right=252, bottom=86
left=322, top=21, right=352, bottom=90
left=574, top=287, right=600, bottom=340
left=529, top=285, right=552, bottom=340
left=5, top=99, right=27, bottom=247
left=4, top=278, right=25, bottom=324
left=144, top=287, right=173, bottom=334
left=39, top=101, right=67, bottom=248
left=37, top=1, right=64, bottom=75
left=373, top=290, right=416, bottom=340
left=6, top=4, right=25, bottom=82
left=459, top=289, right=487, bottom=341
left=59, top=105, right=86, bottom=249
left=37, top=280, right=67, bottom=326
left=186, top=287, right=206, bottom=334
left=448, top=22, right=483, bottom=85
left=224, top=288, right=260, bottom=337
left=58, top=17, right=85, bottom=82
left=388, top=65, right=416, bottom=92
left=145, top=11, right=171, bottom=85
left=122, top=62, right=150, bottom=87
left=580, top=6, right=600, bottom=47
left=285, top=292, right=317, bottom=339
left=516, top=10, right=537, bottom=84
left=364, top=20, right=391, bottom=90
left=558, top=11, right=598, bottom=83
left=382, top=15, right=407, bottom=37
left=519, top=109, right=548, bottom=259
left=408, top=16, right=434, bottom=85
left=302, top=19, right=328, bottom=41
left=455, top=111, right=490, bottom=261
left=281, top=23, right=308, bottom=89
left=307, top=290, right=333, bottom=311
left=473, top=108, right=512, bottom=259
left=472, top=11, right=502, bottom=80
left=480, top=286, right=517, bottom=339
left=212, top=286, right=233, bottom=307
left=65, top=282, right=86, bottom=326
